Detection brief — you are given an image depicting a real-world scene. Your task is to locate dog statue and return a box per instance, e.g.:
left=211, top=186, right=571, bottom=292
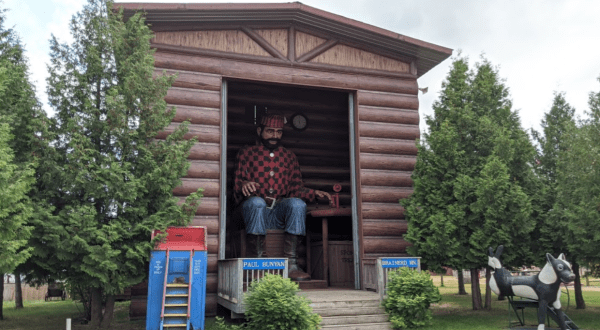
left=488, top=246, right=576, bottom=330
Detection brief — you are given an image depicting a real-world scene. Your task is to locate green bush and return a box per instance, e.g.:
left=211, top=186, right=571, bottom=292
left=383, top=268, right=441, bottom=329
left=244, top=274, right=321, bottom=330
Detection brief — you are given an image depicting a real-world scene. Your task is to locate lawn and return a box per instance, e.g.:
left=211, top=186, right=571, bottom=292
left=2, top=276, right=599, bottom=329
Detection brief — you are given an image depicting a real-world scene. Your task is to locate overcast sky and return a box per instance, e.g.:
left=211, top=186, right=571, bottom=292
left=5, top=0, right=600, bottom=135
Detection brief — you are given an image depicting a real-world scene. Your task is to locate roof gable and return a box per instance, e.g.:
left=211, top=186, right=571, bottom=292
left=117, top=2, right=452, bottom=77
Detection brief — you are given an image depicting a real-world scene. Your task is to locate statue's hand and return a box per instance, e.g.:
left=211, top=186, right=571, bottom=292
left=242, top=181, right=260, bottom=197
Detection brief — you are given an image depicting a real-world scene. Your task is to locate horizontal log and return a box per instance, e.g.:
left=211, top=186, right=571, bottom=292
left=360, top=138, right=418, bottom=156
left=360, top=169, right=413, bottom=187
left=207, top=254, right=218, bottom=273
left=153, top=46, right=416, bottom=84
left=173, top=178, right=219, bottom=197
left=363, top=220, right=408, bottom=236
left=186, top=160, right=220, bottom=179
left=190, top=216, right=219, bottom=235
left=361, top=186, right=413, bottom=203
left=178, top=197, right=220, bottom=216
left=360, top=154, right=417, bottom=171
left=206, top=273, right=218, bottom=294
left=155, top=68, right=221, bottom=91
left=207, top=234, right=218, bottom=254
left=358, top=105, right=419, bottom=125
left=358, top=90, right=419, bottom=110
left=154, top=51, right=413, bottom=93
left=359, top=121, right=420, bottom=140
left=189, top=143, right=221, bottom=161
left=172, top=105, right=221, bottom=126
left=165, top=87, right=221, bottom=108
left=363, top=237, right=410, bottom=254
left=361, top=202, right=405, bottom=220
left=158, top=123, right=220, bottom=143
left=356, top=76, right=418, bottom=95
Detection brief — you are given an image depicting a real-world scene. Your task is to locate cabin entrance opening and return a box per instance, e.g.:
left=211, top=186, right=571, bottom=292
left=224, top=79, right=355, bottom=288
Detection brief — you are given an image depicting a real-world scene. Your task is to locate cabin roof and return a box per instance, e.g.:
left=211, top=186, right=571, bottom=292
left=116, top=2, right=452, bottom=78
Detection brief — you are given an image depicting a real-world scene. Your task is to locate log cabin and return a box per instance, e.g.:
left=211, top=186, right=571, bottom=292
left=117, top=2, right=452, bottom=317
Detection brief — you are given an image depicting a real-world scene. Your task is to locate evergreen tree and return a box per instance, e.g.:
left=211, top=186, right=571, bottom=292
left=554, top=77, right=600, bottom=309
left=0, top=121, right=34, bottom=320
left=530, top=92, right=576, bottom=259
left=0, top=4, right=44, bottom=317
left=34, top=1, right=201, bottom=327
left=404, top=56, right=536, bottom=310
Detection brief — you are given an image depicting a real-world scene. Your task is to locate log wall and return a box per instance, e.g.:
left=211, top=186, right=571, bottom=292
left=149, top=21, right=420, bottom=310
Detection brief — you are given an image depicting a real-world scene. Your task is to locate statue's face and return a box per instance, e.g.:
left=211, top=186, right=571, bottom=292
left=258, top=126, right=283, bottom=150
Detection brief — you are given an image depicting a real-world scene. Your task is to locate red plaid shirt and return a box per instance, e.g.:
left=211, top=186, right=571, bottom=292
left=234, top=145, right=316, bottom=204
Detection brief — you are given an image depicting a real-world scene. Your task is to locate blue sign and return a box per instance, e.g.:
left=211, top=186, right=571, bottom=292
left=381, top=258, right=419, bottom=269
left=243, top=258, right=286, bottom=270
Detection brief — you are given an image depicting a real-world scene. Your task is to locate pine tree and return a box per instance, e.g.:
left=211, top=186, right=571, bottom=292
left=554, top=77, right=600, bottom=309
left=404, top=56, right=536, bottom=310
left=34, top=1, right=202, bottom=327
left=0, top=4, right=44, bottom=318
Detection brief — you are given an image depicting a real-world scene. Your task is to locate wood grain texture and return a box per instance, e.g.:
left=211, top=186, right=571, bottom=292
left=311, top=44, right=410, bottom=73
left=360, top=154, right=417, bottom=171
left=361, top=186, right=413, bottom=203
left=361, top=202, right=405, bottom=219
left=363, top=237, right=410, bottom=254
left=358, top=105, right=419, bottom=125
left=295, top=31, right=327, bottom=58
left=165, top=87, right=221, bottom=108
left=173, top=178, right=219, bottom=197
left=178, top=196, right=220, bottom=216
left=360, top=169, right=413, bottom=187
left=188, top=143, right=221, bottom=161
left=363, top=220, right=408, bottom=236
left=360, top=138, right=418, bottom=155
left=154, top=30, right=271, bottom=57
left=358, top=90, right=419, bottom=109
left=186, top=160, right=220, bottom=179
left=359, top=121, right=420, bottom=140
left=171, top=105, right=221, bottom=126
left=157, top=123, right=220, bottom=143
left=155, top=68, right=221, bottom=91
left=254, top=29, right=289, bottom=58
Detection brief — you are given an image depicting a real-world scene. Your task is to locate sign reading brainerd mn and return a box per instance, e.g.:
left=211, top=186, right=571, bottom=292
left=381, top=258, right=419, bottom=269
left=243, top=259, right=286, bottom=270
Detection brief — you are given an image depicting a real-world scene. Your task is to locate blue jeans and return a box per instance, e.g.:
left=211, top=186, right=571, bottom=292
left=242, top=197, right=306, bottom=236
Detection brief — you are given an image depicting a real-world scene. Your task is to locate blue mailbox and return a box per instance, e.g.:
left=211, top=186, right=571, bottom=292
left=146, top=227, right=207, bottom=330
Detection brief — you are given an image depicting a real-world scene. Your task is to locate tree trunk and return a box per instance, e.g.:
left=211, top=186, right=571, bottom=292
left=484, top=268, right=492, bottom=310
left=470, top=268, right=483, bottom=310
left=458, top=270, right=467, bottom=295
left=440, top=274, right=444, bottom=287
left=100, top=294, right=115, bottom=329
left=15, top=272, right=23, bottom=309
left=573, top=262, right=585, bottom=309
left=90, top=287, right=103, bottom=327
left=1, top=274, right=4, bottom=320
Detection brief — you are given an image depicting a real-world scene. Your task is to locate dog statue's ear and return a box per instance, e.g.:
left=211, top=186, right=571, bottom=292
left=558, top=253, right=566, bottom=261
left=489, top=247, right=494, bottom=257
left=496, top=245, right=504, bottom=258
left=546, top=253, right=555, bottom=263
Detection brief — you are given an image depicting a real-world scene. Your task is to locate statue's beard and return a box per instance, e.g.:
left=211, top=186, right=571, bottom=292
left=261, top=138, right=281, bottom=150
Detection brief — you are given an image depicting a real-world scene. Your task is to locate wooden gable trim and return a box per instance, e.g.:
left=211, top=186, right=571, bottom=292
left=240, top=27, right=287, bottom=61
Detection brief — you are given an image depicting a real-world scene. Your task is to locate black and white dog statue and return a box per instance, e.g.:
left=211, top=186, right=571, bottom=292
left=488, top=246, right=576, bottom=330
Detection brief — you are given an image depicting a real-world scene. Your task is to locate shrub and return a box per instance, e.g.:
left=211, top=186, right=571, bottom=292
left=383, top=268, right=441, bottom=329
left=244, top=274, right=321, bottom=330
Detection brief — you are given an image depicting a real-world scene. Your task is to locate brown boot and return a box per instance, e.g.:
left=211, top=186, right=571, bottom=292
left=284, top=232, right=311, bottom=281
left=246, top=234, right=266, bottom=258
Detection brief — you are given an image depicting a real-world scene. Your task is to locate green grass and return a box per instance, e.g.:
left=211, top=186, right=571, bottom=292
left=424, top=275, right=600, bottom=330
left=2, top=278, right=599, bottom=329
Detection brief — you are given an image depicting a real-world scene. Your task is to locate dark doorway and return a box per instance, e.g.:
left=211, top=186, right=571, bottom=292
left=224, top=80, right=353, bottom=286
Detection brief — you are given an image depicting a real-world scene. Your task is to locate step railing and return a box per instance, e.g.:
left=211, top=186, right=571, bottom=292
left=376, top=257, right=421, bottom=301
left=217, top=258, right=288, bottom=315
